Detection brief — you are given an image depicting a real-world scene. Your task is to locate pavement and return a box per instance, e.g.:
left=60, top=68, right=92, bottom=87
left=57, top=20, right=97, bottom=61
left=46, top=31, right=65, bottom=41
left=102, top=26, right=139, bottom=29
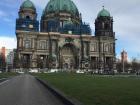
left=0, top=74, right=65, bottom=105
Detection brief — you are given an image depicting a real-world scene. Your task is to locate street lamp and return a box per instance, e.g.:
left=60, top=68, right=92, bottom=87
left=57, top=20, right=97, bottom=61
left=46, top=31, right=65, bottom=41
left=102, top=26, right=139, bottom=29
left=122, top=58, right=125, bottom=73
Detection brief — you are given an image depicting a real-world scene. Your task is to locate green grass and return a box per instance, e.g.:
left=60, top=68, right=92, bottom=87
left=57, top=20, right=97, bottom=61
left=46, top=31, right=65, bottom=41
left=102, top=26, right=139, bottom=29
left=0, top=72, right=19, bottom=79
left=33, top=73, right=140, bottom=105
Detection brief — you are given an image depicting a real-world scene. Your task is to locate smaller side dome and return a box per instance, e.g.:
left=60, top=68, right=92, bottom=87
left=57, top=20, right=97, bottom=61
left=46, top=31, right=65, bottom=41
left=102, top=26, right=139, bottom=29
left=20, top=0, right=35, bottom=9
left=97, top=7, right=110, bottom=17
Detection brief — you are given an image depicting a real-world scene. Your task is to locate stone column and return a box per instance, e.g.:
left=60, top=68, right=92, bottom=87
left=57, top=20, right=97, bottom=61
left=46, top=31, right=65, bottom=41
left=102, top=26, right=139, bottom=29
left=19, top=38, right=22, bottom=48
left=18, top=53, right=23, bottom=68
left=21, top=38, right=23, bottom=47
left=18, top=53, right=21, bottom=68
left=31, top=52, right=37, bottom=68
left=32, top=38, right=35, bottom=49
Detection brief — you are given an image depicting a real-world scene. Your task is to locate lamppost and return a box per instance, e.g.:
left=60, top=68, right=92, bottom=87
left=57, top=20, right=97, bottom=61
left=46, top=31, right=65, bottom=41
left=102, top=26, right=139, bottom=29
left=0, top=54, right=2, bottom=71
left=58, top=47, right=61, bottom=70
left=48, top=32, right=52, bottom=71
left=113, top=57, right=116, bottom=74
left=103, top=53, right=105, bottom=73
left=122, top=57, right=125, bottom=73
left=122, top=51, right=125, bottom=73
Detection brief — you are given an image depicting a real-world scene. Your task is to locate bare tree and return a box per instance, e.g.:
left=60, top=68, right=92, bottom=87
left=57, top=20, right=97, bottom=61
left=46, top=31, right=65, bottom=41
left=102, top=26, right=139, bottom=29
left=116, top=62, right=122, bottom=73
left=131, top=58, right=140, bottom=73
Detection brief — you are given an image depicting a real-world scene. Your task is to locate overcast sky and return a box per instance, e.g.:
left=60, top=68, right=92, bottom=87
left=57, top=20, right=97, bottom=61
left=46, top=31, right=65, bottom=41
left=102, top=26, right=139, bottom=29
left=0, top=0, right=140, bottom=59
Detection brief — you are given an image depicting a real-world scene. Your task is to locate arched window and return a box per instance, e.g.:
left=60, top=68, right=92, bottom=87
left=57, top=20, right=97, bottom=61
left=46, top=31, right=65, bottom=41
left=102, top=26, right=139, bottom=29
left=105, top=44, right=109, bottom=52
left=39, top=41, right=46, bottom=49
left=102, top=22, right=105, bottom=29
left=24, top=40, right=30, bottom=48
left=26, top=16, right=30, bottom=20
left=105, top=23, right=109, bottom=29
left=49, top=5, right=53, bottom=11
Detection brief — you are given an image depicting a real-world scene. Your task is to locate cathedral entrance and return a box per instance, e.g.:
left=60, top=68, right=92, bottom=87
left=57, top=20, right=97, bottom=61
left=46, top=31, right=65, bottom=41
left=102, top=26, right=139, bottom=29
left=60, top=43, right=78, bottom=70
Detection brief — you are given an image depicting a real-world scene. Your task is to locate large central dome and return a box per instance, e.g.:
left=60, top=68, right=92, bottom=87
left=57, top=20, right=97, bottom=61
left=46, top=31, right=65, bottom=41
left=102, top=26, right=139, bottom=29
left=43, top=0, right=79, bottom=16
left=40, top=0, right=91, bottom=35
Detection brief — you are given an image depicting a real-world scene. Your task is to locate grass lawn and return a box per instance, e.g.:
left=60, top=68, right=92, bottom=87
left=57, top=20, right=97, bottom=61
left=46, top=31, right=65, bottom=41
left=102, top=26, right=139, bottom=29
left=33, top=73, right=140, bottom=105
left=0, top=72, right=18, bottom=79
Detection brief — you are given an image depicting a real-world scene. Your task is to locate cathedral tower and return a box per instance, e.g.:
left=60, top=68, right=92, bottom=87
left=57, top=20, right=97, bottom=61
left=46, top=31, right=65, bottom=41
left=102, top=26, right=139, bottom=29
left=94, top=7, right=116, bottom=73
left=95, top=7, right=114, bottom=37
left=16, top=0, right=39, bottom=31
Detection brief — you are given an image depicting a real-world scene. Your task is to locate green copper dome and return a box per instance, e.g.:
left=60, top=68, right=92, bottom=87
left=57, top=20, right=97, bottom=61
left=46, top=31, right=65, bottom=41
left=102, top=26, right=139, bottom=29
left=97, top=8, right=110, bottom=17
left=44, top=0, right=79, bottom=16
left=20, top=0, right=35, bottom=9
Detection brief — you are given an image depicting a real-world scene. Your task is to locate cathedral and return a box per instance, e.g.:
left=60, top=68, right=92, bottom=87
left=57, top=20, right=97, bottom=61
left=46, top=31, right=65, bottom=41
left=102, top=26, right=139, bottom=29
left=16, top=0, right=116, bottom=73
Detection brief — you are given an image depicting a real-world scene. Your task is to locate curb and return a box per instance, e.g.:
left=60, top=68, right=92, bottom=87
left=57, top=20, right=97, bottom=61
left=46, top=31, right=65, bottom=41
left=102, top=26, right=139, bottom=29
left=36, top=78, right=84, bottom=105
left=0, top=78, right=7, bottom=82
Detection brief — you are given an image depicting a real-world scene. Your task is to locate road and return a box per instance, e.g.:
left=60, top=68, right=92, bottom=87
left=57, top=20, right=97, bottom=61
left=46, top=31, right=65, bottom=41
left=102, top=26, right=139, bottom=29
left=0, top=74, right=65, bottom=105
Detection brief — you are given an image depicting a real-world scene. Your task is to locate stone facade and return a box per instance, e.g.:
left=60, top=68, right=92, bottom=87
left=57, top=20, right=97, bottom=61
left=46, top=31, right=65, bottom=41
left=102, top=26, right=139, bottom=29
left=16, top=0, right=116, bottom=72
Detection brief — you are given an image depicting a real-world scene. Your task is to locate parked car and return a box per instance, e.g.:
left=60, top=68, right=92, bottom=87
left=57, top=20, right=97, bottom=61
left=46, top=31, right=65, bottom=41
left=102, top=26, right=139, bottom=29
left=46, top=69, right=58, bottom=73
left=29, top=68, right=39, bottom=73
left=18, top=71, right=24, bottom=74
left=76, top=70, right=84, bottom=74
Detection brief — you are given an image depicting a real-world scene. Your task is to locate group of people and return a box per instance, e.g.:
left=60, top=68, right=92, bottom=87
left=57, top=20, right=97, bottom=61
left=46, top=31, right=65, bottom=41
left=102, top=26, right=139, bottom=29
left=136, top=71, right=140, bottom=76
